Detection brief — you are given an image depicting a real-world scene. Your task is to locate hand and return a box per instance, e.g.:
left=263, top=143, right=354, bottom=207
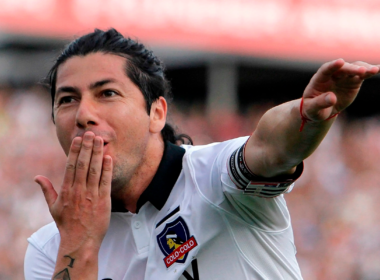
left=35, top=131, right=112, bottom=252
left=302, top=59, right=380, bottom=122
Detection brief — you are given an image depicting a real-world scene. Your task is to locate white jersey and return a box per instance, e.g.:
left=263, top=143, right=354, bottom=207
left=25, top=137, right=303, bottom=280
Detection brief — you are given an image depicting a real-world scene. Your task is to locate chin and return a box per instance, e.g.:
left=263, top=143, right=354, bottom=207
left=110, top=172, right=127, bottom=192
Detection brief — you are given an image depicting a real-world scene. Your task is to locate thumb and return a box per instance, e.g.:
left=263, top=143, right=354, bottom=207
left=34, top=175, right=57, bottom=208
left=304, top=92, right=337, bottom=120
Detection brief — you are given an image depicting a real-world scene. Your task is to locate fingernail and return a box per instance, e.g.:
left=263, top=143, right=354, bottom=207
left=94, top=138, right=101, bottom=147
left=104, top=156, right=111, bottom=164
left=325, top=95, right=331, bottom=103
left=73, top=137, right=82, bottom=147
left=84, top=133, right=93, bottom=141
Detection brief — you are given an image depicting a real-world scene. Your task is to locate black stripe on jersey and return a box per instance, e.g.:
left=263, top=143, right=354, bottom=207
left=182, top=259, right=199, bottom=280
left=245, top=184, right=291, bottom=192
left=227, top=141, right=304, bottom=196
left=228, top=146, right=255, bottom=189
left=156, top=206, right=180, bottom=228
left=243, top=182, right=292, bottom=197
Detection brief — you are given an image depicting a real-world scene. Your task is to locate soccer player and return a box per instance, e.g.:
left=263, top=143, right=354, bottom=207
left=24, top=28, right=380, bottom=280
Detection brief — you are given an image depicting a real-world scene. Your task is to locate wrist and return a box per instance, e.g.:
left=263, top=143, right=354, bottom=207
left=58, top=237, right=102, bottom=257
left=53, top=244, right=100, bottom=279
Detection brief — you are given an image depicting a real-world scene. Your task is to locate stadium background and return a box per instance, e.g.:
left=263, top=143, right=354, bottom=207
left=1, top=0, right=380, bottom=279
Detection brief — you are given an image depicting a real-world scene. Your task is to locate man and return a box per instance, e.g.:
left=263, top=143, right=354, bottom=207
left=24, top=28, right=379, bottom=280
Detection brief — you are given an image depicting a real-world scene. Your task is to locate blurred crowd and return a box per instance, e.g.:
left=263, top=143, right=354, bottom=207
left=1, top=87, right=380, bottom=279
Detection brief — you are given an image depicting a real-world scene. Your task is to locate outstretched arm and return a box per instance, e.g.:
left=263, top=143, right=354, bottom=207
left=245, top=59, right=379, bottom=178
left=34, top=132, right=112, bottom=280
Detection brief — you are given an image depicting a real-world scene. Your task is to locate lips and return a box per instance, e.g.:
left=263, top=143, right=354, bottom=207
left=102, top=141, right=110, bottom=154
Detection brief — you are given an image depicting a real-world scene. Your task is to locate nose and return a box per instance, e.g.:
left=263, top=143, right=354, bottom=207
left=75, top=97, right=98, bottom=129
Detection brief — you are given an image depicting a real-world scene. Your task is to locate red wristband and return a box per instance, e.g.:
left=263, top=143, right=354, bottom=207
left=299, top=97, right=339, bottom=132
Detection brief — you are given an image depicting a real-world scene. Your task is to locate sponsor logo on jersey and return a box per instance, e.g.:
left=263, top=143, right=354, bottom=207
left=157, top=216, right=198, bottom=268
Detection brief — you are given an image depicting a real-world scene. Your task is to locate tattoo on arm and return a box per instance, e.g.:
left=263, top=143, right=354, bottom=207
left=52, top=255, right=75, bottom=279
left=53, top=268, right=71, bottom=280
left=64, top=255, right=75, bottom=268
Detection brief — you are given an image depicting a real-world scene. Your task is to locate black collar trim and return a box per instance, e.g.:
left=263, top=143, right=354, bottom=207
left=111, top=141, right=185, bottom=213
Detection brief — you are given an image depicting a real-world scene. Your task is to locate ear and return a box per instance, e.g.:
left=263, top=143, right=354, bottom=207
left=149, top=96, right=167, bottom=133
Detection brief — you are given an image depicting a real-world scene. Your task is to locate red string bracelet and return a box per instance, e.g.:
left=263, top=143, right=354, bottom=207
left=299, top=97, right=340, bottom=132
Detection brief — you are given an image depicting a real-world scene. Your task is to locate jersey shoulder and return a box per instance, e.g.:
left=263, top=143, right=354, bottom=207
left=181, top=136, right=248, bottom=154
left=181, top=136, right=248, bottom=172
left=180, top=137, right=248, bottom=204
left=27, top=222, right=60, bottom=256
left=181, top=137, right=292, bottom=231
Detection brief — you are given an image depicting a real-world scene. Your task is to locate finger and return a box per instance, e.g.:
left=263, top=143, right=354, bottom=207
left=34, top=175, right=57, bottom=208
left=74, top=131, right=95, bottom=187
left=322, top=92, right=337, bottom=108
left=316, top=59, right=345, bottom=82
left=62, top=137, right=82, bottom=188
left=332, top=61, right=380, bottom=79
left=333, top=73, right=364, bottom=84
left=352, top=61, right=379, bottom=71
left=331, top=64, right=367, bottom=79
left=87, top=136, right=104, bottom=195
left=99, top=156, right=112, bottom=198
left=361, top=70, right=379, bottom=79
left=351, top=62, right=380, bottom=79
left=304, top=92, right=337, bottom=120
left=370, top=64, right=380, bottom=76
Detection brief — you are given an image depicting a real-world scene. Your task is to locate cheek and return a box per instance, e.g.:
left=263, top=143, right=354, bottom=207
left=118, top=110, right=150, bottom=137
left=54, top=108, right=78, bottom=154
left=55, top=120, right=72, bottom=156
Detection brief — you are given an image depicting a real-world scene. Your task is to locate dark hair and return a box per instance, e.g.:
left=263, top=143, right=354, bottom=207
left=47, top=28, right=192, bottom=145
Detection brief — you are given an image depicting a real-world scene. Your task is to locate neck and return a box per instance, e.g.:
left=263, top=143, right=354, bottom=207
left=112, top=136, right=165, bottom=213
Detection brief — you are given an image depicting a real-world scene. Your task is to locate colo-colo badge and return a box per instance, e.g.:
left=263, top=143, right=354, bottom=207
left=157, top=216, right=198, bottom=268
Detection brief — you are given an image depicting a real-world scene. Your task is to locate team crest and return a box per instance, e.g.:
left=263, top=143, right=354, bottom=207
left=157, top=216, right=198, bottom=268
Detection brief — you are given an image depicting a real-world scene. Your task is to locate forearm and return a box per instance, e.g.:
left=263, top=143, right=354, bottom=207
left=244, top=59, right=380, bottom=178
left=245, top=98, right=334, bottom=177
left=52, top=242, right=100, bottom=280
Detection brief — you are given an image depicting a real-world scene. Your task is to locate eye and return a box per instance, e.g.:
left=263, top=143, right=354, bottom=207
left=57, top=96, right=76, bottom=105
left=102, top=90, right=118, bottom=97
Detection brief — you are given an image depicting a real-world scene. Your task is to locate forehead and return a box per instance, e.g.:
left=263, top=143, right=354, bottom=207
left=56, top=52, right=128, bottom=88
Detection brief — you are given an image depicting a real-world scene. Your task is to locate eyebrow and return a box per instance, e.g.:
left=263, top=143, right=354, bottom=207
left=56, top=86, right=80, bottom=95
left=56, top=79, right=117, bottom=95
left=89, top=79, right=116, bottom=90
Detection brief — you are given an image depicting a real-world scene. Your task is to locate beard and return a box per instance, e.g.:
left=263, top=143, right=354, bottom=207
left=109, top=152, right=145, bottom=198
left=110, top=161, right=130, bottom=196
left=107, top=137, right=152, bottom=201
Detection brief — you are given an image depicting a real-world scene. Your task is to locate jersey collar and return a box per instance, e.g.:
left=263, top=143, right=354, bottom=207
left=111, top=141, right=185, bottom=213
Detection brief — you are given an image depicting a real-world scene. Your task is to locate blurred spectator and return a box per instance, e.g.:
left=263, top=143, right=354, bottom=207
left=0, top=87, right=66, bottom=279
left=1, top=88, right=380, bottom=279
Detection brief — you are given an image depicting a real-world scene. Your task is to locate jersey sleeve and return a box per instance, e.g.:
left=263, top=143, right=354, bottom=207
left=226, top=140, right=303, bottom=197
left=219, top=137, right=302, bottom=230
left=24, top=243, right=56, bottom=280
left=24, top=222, right=60, bottom=280
left=184, top=137, right=302, bottom=231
